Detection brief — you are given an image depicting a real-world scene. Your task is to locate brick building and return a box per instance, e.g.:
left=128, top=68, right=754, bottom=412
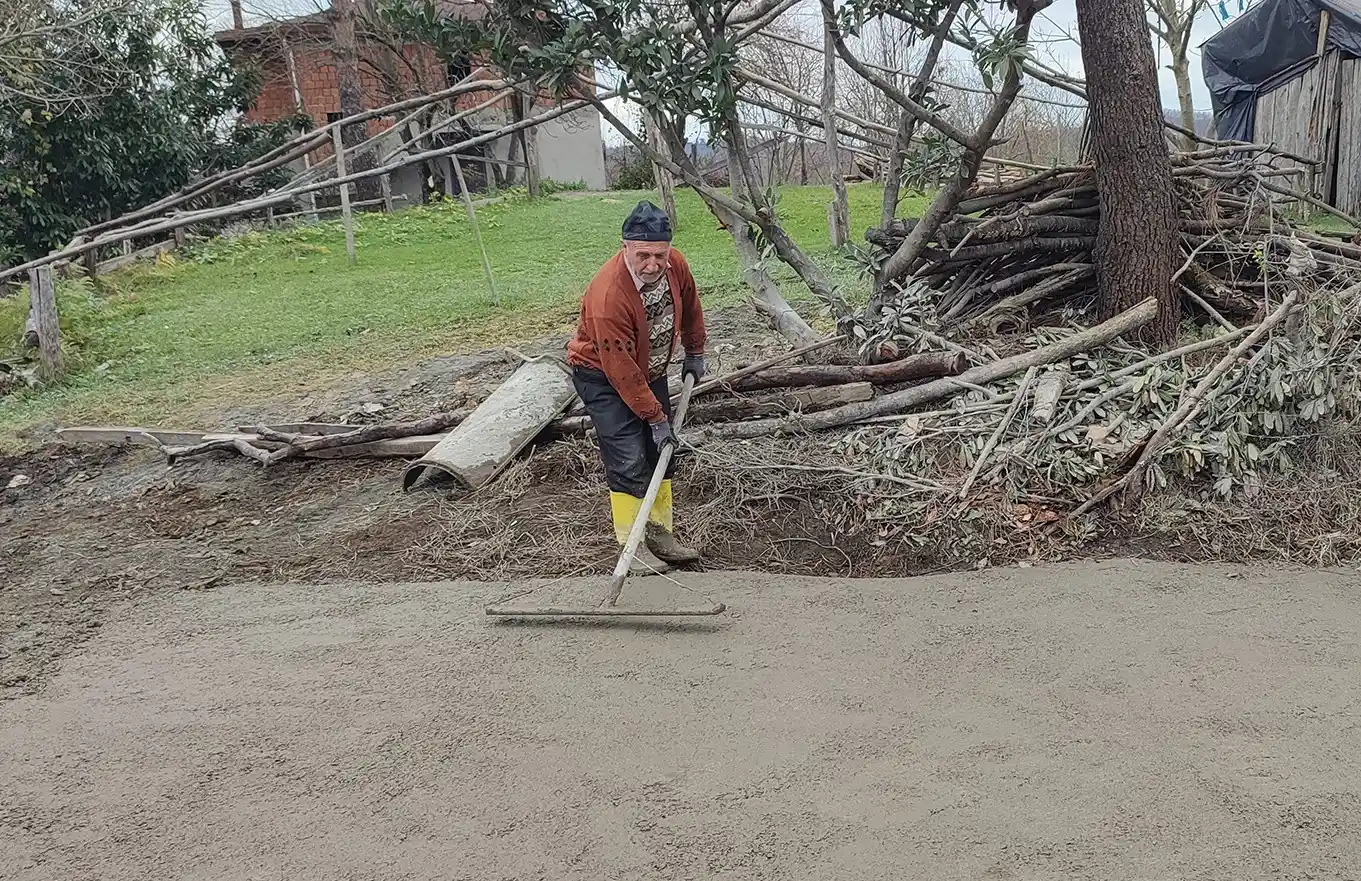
left=214, top=5, right=607, bottom=197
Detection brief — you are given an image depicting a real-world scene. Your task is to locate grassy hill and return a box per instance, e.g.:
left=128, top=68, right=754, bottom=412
left=0, top=184, right=913, bottom=444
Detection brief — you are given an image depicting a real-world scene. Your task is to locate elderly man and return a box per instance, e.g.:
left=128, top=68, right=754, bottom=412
left=567, top=201, right=708, bottom=572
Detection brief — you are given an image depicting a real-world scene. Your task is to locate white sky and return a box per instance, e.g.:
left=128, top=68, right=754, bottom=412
left=202, top=0, right=1245, bottom=145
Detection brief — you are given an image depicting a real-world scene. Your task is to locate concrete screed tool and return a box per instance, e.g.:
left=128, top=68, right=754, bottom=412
left=485, top=373, right=726, bottom=619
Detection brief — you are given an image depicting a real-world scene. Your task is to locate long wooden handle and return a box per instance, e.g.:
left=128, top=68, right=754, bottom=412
left=601, top=373, right=697, bottom=607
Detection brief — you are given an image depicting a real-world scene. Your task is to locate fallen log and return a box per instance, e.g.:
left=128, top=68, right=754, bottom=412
left=163, top=437, right=274, bottom=466
left=686, top=335, right=846, bottom=399
left=1184, top=263, right=1261, bottom=318
left=247, top=410, right=471, bottom=465
left=922, top=237, right=1096, bottom=266
left=694, top=298, right=1158, bottom=441
left=549, top=382, right=876, bottom=437
left=718, top=351, right=965, bottom=392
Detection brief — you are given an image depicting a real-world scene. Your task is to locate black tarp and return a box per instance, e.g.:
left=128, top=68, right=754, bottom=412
left=1202, top=0, right=1361, bottom=141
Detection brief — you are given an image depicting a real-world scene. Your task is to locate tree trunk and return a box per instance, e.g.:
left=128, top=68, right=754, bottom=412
left=799, top=139, right=808, bottom=185
left=520, top=94, right=541, bottom=198
left=331, top=0, right=379, bottom=201
left=1171, top=48, right=1197, bottom=151
left=821, top=6, right=850, bottom=247
left=1075, top=0, right=1181, bottom=345
left=879, top=0, right=964, bottom=229
left=723, top=350, right=965, bottom=391
left=726, top=118, right=850, bottom=320
left=645, top=112, right=678, bottom=228
left=721, top=201, right=821, bottom=349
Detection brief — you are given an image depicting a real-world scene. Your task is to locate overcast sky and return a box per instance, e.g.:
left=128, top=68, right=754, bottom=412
left=203, top=0, right=1242, bottom=139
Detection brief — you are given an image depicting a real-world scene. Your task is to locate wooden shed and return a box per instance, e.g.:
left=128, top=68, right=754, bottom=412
left=1203, top=0, right=1361, bottom=215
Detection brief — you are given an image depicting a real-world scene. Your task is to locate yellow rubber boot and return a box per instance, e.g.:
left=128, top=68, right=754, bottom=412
left=644, top=480, right=699, bottom=565
left=648, top=479, right=674, bottom=531
left=609, top=491, right=643, bottom=544
left=610, top=491, right=669, bottom=575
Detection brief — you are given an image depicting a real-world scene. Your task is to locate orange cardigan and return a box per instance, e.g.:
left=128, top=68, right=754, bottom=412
left=567, top=248, right=707, bottom=423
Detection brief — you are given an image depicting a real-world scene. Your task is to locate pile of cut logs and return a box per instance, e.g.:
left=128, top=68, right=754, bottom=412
left=867, top=145, right=1361, bottom=333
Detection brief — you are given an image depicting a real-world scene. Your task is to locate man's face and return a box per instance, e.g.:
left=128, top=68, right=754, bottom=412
left=624, top=240, right=672, bottom=286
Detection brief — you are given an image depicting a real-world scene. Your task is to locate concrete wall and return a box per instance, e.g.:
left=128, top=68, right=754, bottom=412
left=535, top=108, right=607, bottom=190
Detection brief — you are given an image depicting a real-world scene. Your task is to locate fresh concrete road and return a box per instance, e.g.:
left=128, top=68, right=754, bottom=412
left=3, top=560, right=1360, bottom=880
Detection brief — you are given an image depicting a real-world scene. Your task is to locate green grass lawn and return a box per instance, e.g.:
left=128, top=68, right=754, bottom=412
left=0, top=184, right=915, bottom=443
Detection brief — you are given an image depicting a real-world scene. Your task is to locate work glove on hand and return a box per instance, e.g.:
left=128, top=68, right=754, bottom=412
left=683, top=353, right=707, bottom=382
left=650, top=419, right=678, bottom=450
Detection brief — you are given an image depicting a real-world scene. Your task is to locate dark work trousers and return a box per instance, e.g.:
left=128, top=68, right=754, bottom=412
left=572, top=366, right=674, bottom=497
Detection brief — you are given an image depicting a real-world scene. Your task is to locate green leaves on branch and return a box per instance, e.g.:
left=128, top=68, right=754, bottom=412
left=0, top=0, right=301, bottom=264
left=377, top=0, right=741, bottom=125
left=971, top=22, right=1031, bottom=90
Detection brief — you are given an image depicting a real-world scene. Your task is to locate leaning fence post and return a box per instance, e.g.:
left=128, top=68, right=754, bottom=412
left=380, top=173, right=394, bottom=213
left=332, top=122, right=357, bottom=264
left=451, top=154, right=499, bottom=306
left=28, top=265, right=63, bottom=381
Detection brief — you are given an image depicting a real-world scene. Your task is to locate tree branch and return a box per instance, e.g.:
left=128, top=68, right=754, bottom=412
left=820, top=0, right=979, bottom=149
left=878, top=14, right=1036, bottom=285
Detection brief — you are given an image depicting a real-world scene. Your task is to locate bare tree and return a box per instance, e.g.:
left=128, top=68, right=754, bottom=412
left=0, top=0, right=144, bottom=111
left=743, top=21, right=823, bottom=185
left=820, top=2, right=850, bottom=246
left=1145, top=0, right=1207, bottom=148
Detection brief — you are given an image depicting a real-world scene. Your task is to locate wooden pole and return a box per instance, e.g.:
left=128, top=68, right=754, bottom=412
left=380, top=174, right=394, bottom=213
left=451, top=154, right=499, bottom=305
left=521, top=93, right=542, bottom=199
left=28, top=265, right=63, bottom=381
left=332, top=123, right=357, bottom=264
left=820, top=5, right=849, bottom=247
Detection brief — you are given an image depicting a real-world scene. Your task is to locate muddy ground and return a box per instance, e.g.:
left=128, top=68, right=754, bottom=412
left=0, top=305, right=1323, bottom=702
left=4, top=560, right=1361, bottom=879
left=3, top=308, right=879, bottom=699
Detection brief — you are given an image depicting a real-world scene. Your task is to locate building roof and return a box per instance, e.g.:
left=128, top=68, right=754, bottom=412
left=214, top=2, right=484, bottom=48
left=1202, top=0, right=1361, bottom=140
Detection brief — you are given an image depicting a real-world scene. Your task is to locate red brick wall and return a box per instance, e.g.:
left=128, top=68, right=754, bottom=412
left=223, top=33, right=584, bottom=175
left=228, top=37, right=567, bottom=130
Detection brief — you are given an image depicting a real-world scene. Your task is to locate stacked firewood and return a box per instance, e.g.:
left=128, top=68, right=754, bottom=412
left=866, top=146, right=1361, bottom=334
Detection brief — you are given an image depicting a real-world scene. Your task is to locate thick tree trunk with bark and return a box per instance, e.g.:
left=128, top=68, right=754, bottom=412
left=1076, top=0, right=1181, bottom=345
